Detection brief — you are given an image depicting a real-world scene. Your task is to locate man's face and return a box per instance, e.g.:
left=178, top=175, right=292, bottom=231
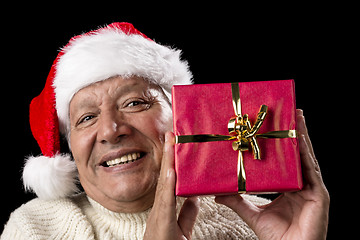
left=69, top=76, right=172, bottom=212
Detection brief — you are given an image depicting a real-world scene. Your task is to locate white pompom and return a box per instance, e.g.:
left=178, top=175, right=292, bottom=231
left=23, top=154, right=79, bottom=200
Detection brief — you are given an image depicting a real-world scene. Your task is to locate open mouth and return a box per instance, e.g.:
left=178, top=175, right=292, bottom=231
left=101, top=152, right=145, bottom=167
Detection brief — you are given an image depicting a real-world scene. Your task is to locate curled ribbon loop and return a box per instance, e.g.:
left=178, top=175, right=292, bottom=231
left=228, top=104, right=268, bottom=160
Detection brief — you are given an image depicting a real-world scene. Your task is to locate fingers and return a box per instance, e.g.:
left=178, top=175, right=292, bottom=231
left=145, top=132, right=177, bottom=239
left=178, top=197, right=201, bottom=239
left=145, top=132, right=200, bottom=239
left=160, top=132, right=200, bottom=238
left=296, top=109, right=316, bottom=159
left=296, top=110, right=320, bottom=171
left=296, top=110, right=330, bottom=232
left=159, top=131, right=176, bottom=179
left=153, top=131, right=177, bottom=217
left=296, top=109, right=327, bottom=192
left=299, top=134, right=324, bottom=188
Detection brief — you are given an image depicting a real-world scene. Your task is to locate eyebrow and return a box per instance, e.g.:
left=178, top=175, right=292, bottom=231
left=113, top=82, right=139, bottom=98
left=70, top=81, right=141, bottom=115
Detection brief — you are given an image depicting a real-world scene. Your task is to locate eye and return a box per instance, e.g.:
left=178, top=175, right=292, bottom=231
left=77, top=114, right=96, bottom=126
left=126, top=101, right=140, bottom=107
left=122, top=98, right=152, bottom=112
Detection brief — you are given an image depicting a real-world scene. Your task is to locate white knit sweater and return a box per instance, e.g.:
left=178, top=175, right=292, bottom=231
left=1, top=193, right=269, bottom=239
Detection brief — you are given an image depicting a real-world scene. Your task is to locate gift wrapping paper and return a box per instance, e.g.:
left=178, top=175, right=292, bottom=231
left=172, top=80, right=303, bottom=196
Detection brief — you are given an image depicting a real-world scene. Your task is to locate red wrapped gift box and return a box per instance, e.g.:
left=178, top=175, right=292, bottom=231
left=172, top=80, right=303, bottom=196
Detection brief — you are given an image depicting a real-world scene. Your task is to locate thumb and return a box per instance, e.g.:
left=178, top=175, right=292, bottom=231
left=178, top=197, right=201, bottom=239
left=215, top=195, right=259, bottom=228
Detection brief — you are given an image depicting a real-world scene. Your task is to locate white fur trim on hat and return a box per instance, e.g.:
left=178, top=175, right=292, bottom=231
left=23, top=154, right=78, bottom=200
left=53, top=26, right=193, bottom=135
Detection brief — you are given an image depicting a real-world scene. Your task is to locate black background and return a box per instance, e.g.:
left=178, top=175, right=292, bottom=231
left=0, top=5, right=355, bottom=238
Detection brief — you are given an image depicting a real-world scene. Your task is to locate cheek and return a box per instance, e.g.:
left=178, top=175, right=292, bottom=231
left=156, top=104, right=173, bottom=133
left=139, top=105, right=172, bottom=165
left=70, top=129, right=96, bottom=168
left=147, top=102, right=172, bottom=134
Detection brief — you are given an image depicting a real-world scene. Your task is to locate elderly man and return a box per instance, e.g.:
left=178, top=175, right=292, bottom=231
left=1, top=22, right=329, bottom=239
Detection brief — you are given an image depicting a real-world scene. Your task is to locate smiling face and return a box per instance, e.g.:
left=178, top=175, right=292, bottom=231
left=69, top=76, right=172, bottom=213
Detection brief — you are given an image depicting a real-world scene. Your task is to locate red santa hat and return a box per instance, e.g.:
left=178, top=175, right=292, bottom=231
left=23, top=22, right=193, bottom=200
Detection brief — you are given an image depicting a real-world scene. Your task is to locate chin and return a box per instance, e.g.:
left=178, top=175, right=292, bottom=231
left=105, top=174, right=158, bottom=202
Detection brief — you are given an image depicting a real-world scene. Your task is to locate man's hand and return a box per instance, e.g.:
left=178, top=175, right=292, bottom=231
left=215, top=109, right=330, bottom=240
left=144, top=132, right=200, bottom=240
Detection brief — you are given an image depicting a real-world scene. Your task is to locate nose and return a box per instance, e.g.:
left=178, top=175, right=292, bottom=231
left=97, top=110, right=132, bottom=144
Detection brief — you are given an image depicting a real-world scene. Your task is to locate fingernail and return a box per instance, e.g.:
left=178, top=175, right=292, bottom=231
left=301, top=134, right=307, bottom=144
left=194, top=196, right=201, bottom=207
left=165, top=132, right=169, bottom=143
left=164, top=140, right=170, bottom=153
left=167, top=169, right=172, bottom=178
left=164, top=133, right=170, bottom=152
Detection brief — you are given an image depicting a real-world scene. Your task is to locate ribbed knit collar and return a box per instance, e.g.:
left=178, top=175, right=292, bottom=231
left=86, top=195, right=151, bottom=220
left=82, top=195, right=150, bottom=239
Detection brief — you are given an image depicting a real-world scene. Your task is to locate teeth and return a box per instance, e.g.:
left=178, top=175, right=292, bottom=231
left=105, top=153, right=142, bottom=167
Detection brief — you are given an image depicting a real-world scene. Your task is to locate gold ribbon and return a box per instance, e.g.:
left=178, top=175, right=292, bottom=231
left=175, top=82, right=296, bottom=192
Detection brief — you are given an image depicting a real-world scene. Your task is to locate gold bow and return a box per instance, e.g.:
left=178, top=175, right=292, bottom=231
left=228, top=104, right=267, bottom=160
left=175, top=82, right=296, bottom=192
